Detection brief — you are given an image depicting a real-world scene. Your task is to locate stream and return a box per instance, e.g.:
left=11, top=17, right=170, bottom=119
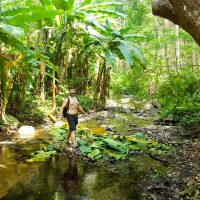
left=0, top=99, right=167, bottom=200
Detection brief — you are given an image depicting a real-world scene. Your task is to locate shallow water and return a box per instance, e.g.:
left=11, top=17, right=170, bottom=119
left=0, top=143, right=164, bottom=200
left=0, top=110, right=165, bottom=200
left=79, top=111, right=154, bottom=136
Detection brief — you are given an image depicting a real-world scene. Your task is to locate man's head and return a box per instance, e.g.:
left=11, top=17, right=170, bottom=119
left=68, top=86, right=76, bottom=97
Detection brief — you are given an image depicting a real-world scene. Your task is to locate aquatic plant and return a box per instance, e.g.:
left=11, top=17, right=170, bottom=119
left=26, top=125, right=173, bottom=162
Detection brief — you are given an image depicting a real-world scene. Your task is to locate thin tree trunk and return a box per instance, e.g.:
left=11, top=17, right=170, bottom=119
left=163, top=19, right=169, bottom=71
left=52, top=70, right=56, bottom=112
left=99, top=62, right=111, bottom=108
left=94, top=58, right=103, bottom=101
left=175, top=25, right=180, bottom=69
left=0, top=54, right=9, bottom=123
left=82, top=55, right=89, bottom=95
left=99, top=62, right=107, bottom=108
left=154, top=16, right=159, bottom=66
left=40, top=61, right=45, bottom=103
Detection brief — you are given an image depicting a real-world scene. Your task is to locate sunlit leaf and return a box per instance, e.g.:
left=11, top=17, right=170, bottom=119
left=86, top=8, right=126, bottom=18
left=79, top=146, right=92, bottom=154
left=0, top=27, right=29, bottom=52
left=88, top=149, right=101, bottom=160
left=105, top=48, right=116, bottom=65
left=77, top=2, right=122, bottom=11
left=0, top=23, right=25, bottom=38
left=6, top=9, right=63, bottom=28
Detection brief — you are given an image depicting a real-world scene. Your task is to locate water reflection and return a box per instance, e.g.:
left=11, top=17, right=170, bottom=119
left=0, top=145, right=165, bottom=200
left=62, top=155, right=78, bottom=200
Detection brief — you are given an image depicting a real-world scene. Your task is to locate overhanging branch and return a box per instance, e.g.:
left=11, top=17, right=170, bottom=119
left=152, top=0, right=200, bottom=46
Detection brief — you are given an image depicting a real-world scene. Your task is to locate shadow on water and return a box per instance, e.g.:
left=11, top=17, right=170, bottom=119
left=0, top=142, right=165, bottom=200
left=0, top=108, right=165, bottom=200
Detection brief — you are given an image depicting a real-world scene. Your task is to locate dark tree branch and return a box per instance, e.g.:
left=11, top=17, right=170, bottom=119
left=152, top=0, right=200, bottom=46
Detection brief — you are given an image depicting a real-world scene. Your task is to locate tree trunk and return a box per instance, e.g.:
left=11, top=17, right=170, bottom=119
left=152, top=0, right=200, bottom=46
left=175, top=25, right=181, bottom=68
left=154, top=16, right=159, bottom=66
left=94, top=58, right=103, bottom=101
left=39, top=61, right=45, bottom=103
left=82, top=55, right=89, bottom=95
left=52, top=70, right=56, bottom=112
left=0, top=54, right=9, bottom=123
left=163, top=19, right=170, bottom=70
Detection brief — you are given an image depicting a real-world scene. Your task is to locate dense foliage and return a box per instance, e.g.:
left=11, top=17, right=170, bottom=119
left=158, top=70, right=200, bottom=125
left=0, top=0, right=199, bottom=127
left=27, top=124, right=172, bottom=162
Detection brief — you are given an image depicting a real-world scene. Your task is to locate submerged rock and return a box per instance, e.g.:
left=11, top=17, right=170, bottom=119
left=18, top=126, right=35, bottom=138
left=105, top=125, right=116, bottom=132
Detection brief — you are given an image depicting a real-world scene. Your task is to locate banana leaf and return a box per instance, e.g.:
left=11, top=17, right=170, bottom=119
left=26, top=150, right=56, bottom=162
left=90, top=142, right=102, bottom=149
left=88, top=149, right=101, bottom=160
left=77, top=139, right=88, bottom=146
left=48, top=128, right=66, bottom=141
left=103, top=138, right=127, bottom=154
left=103, top=149, right=126, bottom=160
left=79, top=146, right=92, bottom=155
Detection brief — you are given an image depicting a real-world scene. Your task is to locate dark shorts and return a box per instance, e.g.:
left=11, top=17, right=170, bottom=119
left=66, top=114, right=78, bottom=131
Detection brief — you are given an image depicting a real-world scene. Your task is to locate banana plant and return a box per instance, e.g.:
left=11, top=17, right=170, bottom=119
left=0, top=0, right=62, bottom=122
left=0, top=54, right=9, bottom=123
left=87, top=20, right=146, bottom=108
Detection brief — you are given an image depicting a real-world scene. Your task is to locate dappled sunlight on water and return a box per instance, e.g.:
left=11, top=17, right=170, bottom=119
left=0, top=146, right=165, bottom=200
left=79, top=111, right=154, bottom=136
left=0, top=109, right=165, bottom=200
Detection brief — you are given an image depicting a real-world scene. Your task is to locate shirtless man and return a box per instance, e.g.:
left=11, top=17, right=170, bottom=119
left=59, top=87, right=86, bottom=148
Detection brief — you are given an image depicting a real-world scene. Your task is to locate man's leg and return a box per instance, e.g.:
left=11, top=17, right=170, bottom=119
left=71, top=131, right=77, bottom=147
left=66, top=130, right=71, bottom=143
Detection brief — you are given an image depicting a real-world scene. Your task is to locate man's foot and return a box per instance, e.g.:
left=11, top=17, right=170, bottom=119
left=68, top=147, right=75, bottom=152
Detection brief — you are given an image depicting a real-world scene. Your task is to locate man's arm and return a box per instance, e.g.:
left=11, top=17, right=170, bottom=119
left=58, top=98, right=68, bottom=119
left=78, top=104, right=86, bottom=115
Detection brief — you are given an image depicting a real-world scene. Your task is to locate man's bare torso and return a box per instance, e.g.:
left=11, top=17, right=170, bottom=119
left=67, top=96, right=79, bottom=115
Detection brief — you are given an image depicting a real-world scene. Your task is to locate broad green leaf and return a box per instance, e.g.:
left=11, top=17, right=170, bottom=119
left=117, top=44, right=134, bottom=66
left=6, top=9, right=63, bottom=28
left=103, top=138, right=127, bottom=153
left=86, top=8, right=126, bottom=18
left=131, top=45, right=146, bottom=66
left=90, top=142, right=102, bottom=149
left=88, top=149, right=101, bottom=160
left=117, top=40, right=146, bottom=66
left=48, top=128, right=66, bottom=141
left=39, top=0, right=53, bottom=7
left=79, top=146, right=92, bottom=154
left=81, top=0, right=91, bottom=7
left=77, top=2, right=122, bottom=11
left=0, top=28, right=30, bottom=52
left=52, top=0, right=74, bottom=11
left=119, top=27, right=132, bottom=34
left=85, top=16, right=107, bottom=33
left=104, top=149, right=125, bottom=160
left=5, top=115, right=19, bottom=126
left=78, top=139, right=88, bottom=146
left=26, top=150, right=56, bottom=162
left=0, top=23, right=25, bottom=38
left=2, top=5, right=43, bottom=16
left=105, top=48, right=116, bottom=65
